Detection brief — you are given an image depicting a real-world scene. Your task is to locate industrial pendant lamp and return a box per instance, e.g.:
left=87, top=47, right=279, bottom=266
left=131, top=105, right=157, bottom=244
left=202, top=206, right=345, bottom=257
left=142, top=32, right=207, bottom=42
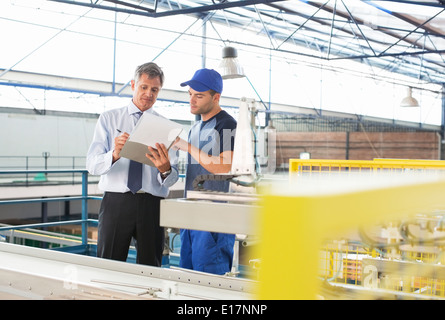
left=218, top=46, right=245, bottom=79
left=400, top=87, right=420, bottom=108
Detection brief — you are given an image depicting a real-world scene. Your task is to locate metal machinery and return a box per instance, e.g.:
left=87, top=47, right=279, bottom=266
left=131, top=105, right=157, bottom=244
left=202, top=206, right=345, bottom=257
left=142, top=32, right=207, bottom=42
left=0, top=240, right=255, bottom=300
left=0, top=189, right=256, bottom=300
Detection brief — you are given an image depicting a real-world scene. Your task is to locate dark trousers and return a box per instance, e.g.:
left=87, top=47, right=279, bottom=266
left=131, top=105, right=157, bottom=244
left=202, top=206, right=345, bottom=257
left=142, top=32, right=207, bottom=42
left=97, top=191, right=164, bottom=267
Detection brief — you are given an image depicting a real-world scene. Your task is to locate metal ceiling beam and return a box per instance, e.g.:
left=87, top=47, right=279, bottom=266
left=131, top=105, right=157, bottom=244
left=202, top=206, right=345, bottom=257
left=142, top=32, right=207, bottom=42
left=104, top=0, right=158, bottom=12
left=102, top=0, right=158, bottom=12
left=275, top=0, right=330, bottom=50
left=367, top=0, right=445, bottom=9
left=304, top=0, right=437, bottom=55
left=365, top=3, right=445, bottom=81
left=267, top=1, right=443, bottom=59
left=44, top=0, right=445, bottom=84
left=268, top=2, right=379, bottom=54
left=48, top=0, right=287, bottom=18
left=331, top=48, right=445, bottom=59
left=209, top=9, right=373, bottom=65
left=290, top=1, right=445, bottom=83
left=259, top=2, right=364, bottom=59
left=366, top=2, right=445, bottom=38
left=208, top=2, right=445, bottom=82
left=153, top=0, right=288, bottom=17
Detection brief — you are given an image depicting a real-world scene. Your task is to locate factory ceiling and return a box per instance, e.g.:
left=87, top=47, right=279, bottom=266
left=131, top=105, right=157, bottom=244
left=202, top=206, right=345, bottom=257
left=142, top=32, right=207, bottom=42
left=46, top=0, right=445, bottom=85
left=0, top=0, right=444, bottom=122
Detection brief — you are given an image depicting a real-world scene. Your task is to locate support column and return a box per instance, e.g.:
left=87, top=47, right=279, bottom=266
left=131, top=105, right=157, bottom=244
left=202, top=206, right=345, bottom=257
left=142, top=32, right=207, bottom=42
left=441, top=84, right=445, bottom=159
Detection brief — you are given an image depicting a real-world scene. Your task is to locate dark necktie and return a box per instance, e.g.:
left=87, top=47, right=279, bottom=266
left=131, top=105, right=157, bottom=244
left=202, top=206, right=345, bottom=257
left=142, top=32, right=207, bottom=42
left=127, top=112, right=143, bottom=194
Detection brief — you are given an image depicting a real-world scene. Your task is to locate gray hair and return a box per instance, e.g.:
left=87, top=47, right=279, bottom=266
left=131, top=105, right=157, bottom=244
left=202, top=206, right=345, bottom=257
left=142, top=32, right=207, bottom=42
left=134, top=62, right=164, bottom=87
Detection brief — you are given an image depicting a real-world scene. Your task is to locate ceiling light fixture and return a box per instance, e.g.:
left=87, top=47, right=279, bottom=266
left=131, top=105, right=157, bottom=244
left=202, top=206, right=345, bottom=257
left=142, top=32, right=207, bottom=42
left=400, top=87, right=420, bottom=108
left=218, top=46, right=245, bottom=79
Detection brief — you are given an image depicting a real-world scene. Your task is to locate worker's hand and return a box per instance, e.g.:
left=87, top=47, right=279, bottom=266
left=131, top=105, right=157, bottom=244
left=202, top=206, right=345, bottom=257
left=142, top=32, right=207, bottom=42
left=172, top=137, right=189, bottom=152
left=112, top=131, right=129, bottom=163
left=146, top=143, right=171, bottom=173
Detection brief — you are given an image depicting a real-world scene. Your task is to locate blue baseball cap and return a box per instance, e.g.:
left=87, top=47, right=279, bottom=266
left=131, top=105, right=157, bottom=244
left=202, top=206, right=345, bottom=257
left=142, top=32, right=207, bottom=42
left=180, top=68, right=223, bottom=93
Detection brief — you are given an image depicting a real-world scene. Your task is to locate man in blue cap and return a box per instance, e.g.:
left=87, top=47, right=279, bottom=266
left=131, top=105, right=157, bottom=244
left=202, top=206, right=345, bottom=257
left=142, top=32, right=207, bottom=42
left=174, top=68, right=237, bottom=275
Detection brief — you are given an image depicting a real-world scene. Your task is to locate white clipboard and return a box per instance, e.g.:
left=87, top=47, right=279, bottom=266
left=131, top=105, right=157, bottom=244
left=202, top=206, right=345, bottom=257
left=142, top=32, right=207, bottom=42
left=120, top=112, right=183, bottom=166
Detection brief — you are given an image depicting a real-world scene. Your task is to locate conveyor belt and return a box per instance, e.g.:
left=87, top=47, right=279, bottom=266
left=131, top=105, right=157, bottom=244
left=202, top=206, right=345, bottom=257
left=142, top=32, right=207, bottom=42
left=0, top=242, right=255, bottom=300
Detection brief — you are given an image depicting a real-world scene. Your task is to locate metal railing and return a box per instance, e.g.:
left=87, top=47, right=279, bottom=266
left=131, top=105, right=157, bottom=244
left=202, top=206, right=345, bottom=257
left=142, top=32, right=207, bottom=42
left=0, top=155, right=186, bottom=186
left=0, top=155, right=87, bottom=170
left=0, top=156, right=93, bottom=186
left=0, top=169, right=100, bottom=251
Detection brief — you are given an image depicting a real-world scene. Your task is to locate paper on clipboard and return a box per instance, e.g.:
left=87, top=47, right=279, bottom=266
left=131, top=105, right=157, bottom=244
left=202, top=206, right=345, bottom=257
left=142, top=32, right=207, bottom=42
left=120, top=112, right=183, bottom=166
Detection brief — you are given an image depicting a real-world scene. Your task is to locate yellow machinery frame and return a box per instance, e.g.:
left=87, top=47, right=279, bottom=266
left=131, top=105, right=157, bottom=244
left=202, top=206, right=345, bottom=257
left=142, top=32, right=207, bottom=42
left=256, top=159, right=445, bottom=299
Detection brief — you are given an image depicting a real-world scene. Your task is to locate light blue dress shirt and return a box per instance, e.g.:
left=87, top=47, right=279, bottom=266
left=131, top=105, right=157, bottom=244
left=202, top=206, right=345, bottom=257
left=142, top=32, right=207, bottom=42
left=86, top=101, right=179, bottom=197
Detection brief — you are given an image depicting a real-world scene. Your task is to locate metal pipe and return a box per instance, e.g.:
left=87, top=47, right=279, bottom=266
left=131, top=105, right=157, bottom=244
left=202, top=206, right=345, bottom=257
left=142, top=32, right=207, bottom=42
left=81, top=170, right=89, bottom=246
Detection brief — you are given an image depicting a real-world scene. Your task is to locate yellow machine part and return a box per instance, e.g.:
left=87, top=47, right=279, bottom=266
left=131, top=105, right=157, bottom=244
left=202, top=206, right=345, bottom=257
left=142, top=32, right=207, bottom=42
left=256, top=159, right=445, bottom=299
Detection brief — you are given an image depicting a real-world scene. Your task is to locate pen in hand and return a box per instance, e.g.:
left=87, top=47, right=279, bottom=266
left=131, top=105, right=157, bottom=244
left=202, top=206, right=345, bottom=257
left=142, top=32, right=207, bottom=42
left=116, top=129, right=122, bottom=133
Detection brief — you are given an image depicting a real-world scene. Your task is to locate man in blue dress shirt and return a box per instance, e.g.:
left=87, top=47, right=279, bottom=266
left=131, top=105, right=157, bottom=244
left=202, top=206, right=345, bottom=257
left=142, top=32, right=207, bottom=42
left=174, top=68, right=237, bottom=275
left=86, top=62, right=179, bottom=266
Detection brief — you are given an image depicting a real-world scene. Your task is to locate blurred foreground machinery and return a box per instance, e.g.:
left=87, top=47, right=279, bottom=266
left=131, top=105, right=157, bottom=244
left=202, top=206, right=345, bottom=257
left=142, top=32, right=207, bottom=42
left=257, top=158, right=445, bottom=300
